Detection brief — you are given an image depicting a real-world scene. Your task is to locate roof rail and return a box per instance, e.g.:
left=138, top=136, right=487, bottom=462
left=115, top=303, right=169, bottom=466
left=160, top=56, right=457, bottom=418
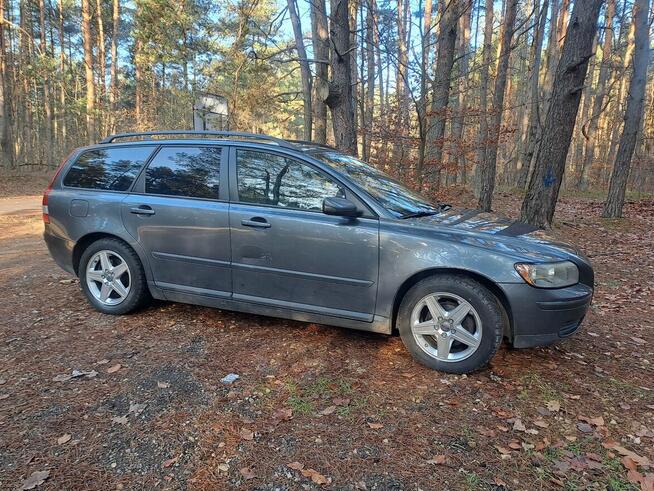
left=99, top=130, right=296, bottom=149
left=285, top=139, right=336, bottom=150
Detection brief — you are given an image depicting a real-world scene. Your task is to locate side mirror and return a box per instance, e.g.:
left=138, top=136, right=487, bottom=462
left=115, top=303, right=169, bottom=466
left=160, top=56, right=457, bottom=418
left=322, top=197, right=361, bottom=218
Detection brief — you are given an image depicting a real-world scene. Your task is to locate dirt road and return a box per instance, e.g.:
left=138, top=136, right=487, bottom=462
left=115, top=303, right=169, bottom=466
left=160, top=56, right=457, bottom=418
left=0, top=195, right=41, bottom=215
left=1, top=194, right=653, bottom=490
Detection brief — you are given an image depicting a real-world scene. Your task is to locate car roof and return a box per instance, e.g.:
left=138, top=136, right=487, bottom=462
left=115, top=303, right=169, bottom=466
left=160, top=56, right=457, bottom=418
left=96, top=131, right=337, bottom=154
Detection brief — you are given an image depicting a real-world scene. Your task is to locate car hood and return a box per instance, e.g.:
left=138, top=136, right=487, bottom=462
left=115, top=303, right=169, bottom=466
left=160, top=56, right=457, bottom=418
left=408, top=207, right=582, bottom=257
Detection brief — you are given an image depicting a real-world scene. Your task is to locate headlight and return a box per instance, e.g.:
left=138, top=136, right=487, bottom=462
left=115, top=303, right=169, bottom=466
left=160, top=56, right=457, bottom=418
left=514, top=261, right=579, bottom=288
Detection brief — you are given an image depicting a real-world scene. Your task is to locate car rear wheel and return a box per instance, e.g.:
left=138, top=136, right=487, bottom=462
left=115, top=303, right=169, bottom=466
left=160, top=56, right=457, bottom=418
left=397, top=275, right=504, bottom=373
left=79, top=238, right=149, bottom=315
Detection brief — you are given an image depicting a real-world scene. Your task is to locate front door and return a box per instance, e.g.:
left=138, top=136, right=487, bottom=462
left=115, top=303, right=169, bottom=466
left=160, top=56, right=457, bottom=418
left=121, top=144, right=231, bottom=297
left=229, top=148, right=379, bottom=321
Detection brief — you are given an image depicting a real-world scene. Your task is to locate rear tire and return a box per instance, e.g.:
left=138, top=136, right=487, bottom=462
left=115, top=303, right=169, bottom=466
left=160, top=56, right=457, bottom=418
left=397, top=274, right=504, bottom=373
left=79, top=238, right=149, bottom=315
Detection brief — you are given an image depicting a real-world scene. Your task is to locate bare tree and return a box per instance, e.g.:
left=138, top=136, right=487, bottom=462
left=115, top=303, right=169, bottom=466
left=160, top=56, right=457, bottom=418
left=310, top=0, right=329, bottom=143
left=81, top=0, right=96, bottom=144
left=422, top=0, right=460, bottom=188
left=287, top=0, right=312, bottom=140
left=476, top=0, right=494, bottom=194
left=477, top=0, right=518, bottom=211
left=517, top=0, right=549, bottom=189
left=602, top=0, right=650, bottom=217
left=577, top=0, right=614, bottom=189
left=109, top=0, right=120, bottom=133
left=521, top=0, right=604, bottom=227
left=326, top=0, right=357, bottom=155
left=0, top=0, right=14, bottom=167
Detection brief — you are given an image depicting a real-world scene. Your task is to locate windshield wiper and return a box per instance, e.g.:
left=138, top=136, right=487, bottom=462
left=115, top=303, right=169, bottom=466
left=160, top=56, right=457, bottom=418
left=399, top=203, right=452, bottom=219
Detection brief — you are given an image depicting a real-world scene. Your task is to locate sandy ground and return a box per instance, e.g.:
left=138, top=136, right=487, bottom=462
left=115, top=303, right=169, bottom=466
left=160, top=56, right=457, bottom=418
left=0, top=191, right=653, bottom=491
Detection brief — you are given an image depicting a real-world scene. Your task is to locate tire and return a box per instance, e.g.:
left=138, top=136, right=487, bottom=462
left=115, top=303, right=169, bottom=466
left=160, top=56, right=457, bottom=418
left=79, top=237, right=150, bottom=315
left=397, top=274, right=504, bottom=374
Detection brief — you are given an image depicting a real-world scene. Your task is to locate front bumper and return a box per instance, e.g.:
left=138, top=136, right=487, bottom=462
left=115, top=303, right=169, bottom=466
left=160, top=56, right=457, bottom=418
left=44, top=228, right=76, bottom=275
left=500, top=282, right=593, bottom=348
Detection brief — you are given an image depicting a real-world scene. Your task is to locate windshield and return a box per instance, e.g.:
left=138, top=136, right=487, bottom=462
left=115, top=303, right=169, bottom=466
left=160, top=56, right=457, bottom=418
left=310, top=150, right=440, bottom=218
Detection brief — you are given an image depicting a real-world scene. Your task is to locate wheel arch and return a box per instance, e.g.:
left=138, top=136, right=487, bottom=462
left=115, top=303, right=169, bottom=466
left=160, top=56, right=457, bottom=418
left=72, top=232, right=146, bottom=277
left=391, top=268, right=514, bottom=340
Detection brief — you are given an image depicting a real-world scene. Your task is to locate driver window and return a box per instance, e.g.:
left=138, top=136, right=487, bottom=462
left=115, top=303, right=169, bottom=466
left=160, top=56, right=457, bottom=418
left=236, top=149, right=345, bottom=211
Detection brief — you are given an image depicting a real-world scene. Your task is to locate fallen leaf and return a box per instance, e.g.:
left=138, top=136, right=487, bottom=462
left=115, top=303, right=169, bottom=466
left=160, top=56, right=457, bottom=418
left=426, top=454, right=446, bottom=465
left=57, top=434, right=71, bottom=445
left=157, top=381, right=170, bottom=389
left=367, top=422, right=383, bottom=429
left=129, top=402, right=147, bottom=416
left=217, top=463, right=229, bottom=473
left=239, top=428, right=254, bottom=441
left=162, top=455, right=179, bottom=468
left=239, top=467, right=256, bottom=480
left=534, top=419, right=550, bottom=428
left=301, top=468, right=328, bottom=485
left=508, top=440, right=521, bottom=450
left=577, top=422, right=593, bottom=433
left=107, top=364, right=121, bottom=374
left=319, top=405, right=337, bottom=416
left=604, top=443, right=651, bottom=467
left=495, top=445, right=511, bottom=455
left=513, top=419, right=526, bottom=432
left=333, top=397, right=350, bottom=406
left=112, top=415, right=128, bottom=425
left=623, top=456, right=639, bottom=471
left=287, top=461, right=304, bottom=470
left=547, top=400, right=561, bottom=412
left=96, top=359, right=110, bottom=365
left=272, top=408, right=293, bottom=421
left=20, top=470, right=50, bottom=490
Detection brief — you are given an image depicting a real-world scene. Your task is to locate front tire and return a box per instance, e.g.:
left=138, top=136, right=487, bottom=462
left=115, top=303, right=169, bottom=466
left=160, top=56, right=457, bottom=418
left=79, top=238, right=149, bottom=315
left=397, top=275, right=504, bottom=373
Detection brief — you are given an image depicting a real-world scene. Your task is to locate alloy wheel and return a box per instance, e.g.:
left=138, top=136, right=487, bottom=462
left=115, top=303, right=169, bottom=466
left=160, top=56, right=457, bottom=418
left=85, top=250, right=131, bottom=306
left=410, top=292, right=482, bottom=362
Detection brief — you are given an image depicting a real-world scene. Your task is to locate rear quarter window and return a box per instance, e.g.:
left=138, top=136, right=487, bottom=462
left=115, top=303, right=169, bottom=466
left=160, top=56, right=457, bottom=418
left=63, top=147, right=155, bottom=191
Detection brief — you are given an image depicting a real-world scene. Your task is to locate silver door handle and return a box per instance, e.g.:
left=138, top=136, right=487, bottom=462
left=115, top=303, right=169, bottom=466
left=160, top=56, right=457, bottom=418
left=130, top=206, right=155, bottom=215
left=241, top=218, right=271, bottom=228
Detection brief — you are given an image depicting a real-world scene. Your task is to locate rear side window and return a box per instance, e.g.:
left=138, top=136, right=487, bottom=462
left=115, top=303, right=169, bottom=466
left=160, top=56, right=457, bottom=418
left=63, top=147, right=154, bottom=191
left=145, top=146, right=221, bottom=199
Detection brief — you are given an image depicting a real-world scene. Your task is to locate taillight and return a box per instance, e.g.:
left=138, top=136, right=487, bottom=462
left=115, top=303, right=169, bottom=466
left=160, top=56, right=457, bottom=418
left=43, top=151, right=74, bottom=224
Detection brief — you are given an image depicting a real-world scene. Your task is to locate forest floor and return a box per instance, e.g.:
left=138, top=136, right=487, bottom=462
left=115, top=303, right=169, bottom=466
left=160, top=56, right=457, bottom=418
left=1, top=185, right=653, bottom=491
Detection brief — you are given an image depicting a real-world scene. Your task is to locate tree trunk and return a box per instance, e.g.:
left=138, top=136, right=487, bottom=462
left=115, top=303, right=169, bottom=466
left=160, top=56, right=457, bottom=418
left=476, top=0, right=494, bottom=195
left=287, top=0, right=312, bottom=140
left=310, top=0, right=329, bottom=143
left=81, top=0, right=96, bottom=144
left=415, top=0, right=433, bottom=181
left=517, top=0, right=549, bottom=189
left=362, top=0, right=376, bottom=161
left=577, top=0, right=614, bottom=189
left=422, top=0, right=459, bottom=189
left=326, top=0, right=357, bottom=155
left=520, top=0, right=603, bottom=227
left=95, top=0, right=107, bottom=135
left=135, top=38, right=143, bottom=129
left=38, top=0, right=53, bottom=164
left=392, top=0, right=409, bottom=165
left=478, top=0, right=517, bottom=211
left=602, top=0, right=649, bottom=218
left=0, top=0, right=15, bottom=167
left=109, top=0, right=119, bottom=133
left=450, top=3, right=471, bottom=185
left=57, top=0, right=67, bottom=144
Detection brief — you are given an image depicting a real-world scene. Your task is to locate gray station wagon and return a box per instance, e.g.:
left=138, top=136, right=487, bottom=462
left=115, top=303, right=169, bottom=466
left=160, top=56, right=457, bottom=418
left=43, top=131, right=594, bottom=373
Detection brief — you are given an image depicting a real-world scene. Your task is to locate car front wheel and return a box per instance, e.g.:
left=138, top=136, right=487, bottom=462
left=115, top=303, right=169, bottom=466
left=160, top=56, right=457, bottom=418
left=397, top=275, right=504, bottom=373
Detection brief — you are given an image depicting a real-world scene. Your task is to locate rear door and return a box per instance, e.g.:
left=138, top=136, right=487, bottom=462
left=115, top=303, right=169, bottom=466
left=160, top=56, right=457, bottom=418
left=122, top=144, right=231, bottom=297
left=228, top=147, right=379, bottom=321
